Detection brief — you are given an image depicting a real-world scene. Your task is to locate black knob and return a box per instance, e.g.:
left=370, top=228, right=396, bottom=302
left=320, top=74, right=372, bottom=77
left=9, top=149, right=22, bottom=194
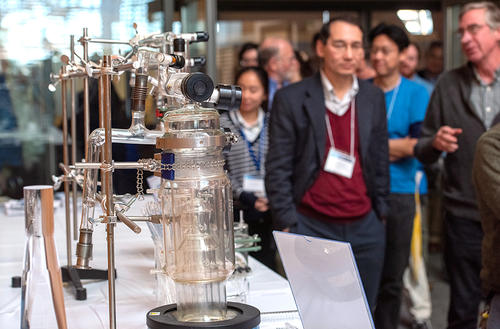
left=11, top=276, right=21, bottom=288
left=194, top=32, right=209, bottom=43
left=170, top=55, right=185, bottom=69
left=173, top=38, right=185, bottom=52
left=181, top=72, right=214, bottom=103
left=191, top=57, right=206, bottom=66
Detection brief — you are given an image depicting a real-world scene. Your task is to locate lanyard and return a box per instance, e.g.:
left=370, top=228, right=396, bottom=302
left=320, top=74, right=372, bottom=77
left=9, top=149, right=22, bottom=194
left=325, top=98, right=355, bottom=157
left=386, top=79, right=401, bottom=121
left=239, top=117, right=266, bottom=172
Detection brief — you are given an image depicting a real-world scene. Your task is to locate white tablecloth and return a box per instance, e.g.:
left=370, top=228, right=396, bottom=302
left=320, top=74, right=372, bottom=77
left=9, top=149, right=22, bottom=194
left=0, top=197, right=298, bottom=329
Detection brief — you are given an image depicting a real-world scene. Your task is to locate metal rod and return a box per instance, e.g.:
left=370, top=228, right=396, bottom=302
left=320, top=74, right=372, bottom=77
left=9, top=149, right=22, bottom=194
left=82, top=28, right=90, bottom=161
left=100, top=55, right=116, bottom=329
left=70, top=35, right=78, bottom=241
left=126, top=215, right=161, bottom=223
left=73, top=161, right=152, bottom=170
left=61, top=66, right=72, bottom=267
left=86, top=38, right=131, bottom=45
left=116, top=212, right=141, bottom=234
left=205, top=0, right=217, bottom=81
left=99, top=64, right=105, bottom=130
left=113, top=62, right=135, bottom=72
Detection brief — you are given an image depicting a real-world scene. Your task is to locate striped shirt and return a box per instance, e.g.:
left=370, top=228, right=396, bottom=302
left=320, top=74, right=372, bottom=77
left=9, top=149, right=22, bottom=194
left=220, top=109, right=269, bottom=202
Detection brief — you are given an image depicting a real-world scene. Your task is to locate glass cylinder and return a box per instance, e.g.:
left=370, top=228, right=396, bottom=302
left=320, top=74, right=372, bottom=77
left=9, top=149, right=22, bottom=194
left=21, top=185, right=67, bottom=329
left=157, top=104, right=235, bottom=322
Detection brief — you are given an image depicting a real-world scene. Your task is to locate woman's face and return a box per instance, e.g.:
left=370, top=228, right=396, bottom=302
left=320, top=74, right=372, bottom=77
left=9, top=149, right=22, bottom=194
left=238, top=71, right=266, bottom=114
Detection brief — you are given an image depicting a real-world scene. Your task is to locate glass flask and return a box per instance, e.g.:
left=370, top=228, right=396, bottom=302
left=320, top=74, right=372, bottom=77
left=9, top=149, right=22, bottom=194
left=156, top=104, right=236, bottom=322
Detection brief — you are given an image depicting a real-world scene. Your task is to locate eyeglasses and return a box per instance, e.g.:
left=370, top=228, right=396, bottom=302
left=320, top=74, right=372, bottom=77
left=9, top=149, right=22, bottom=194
left=240, top=58, right=258, bottom=66
left=330, top=41, right=364, bottom=53
left=456, top=24, right=487, bottom=38
left=370, top=47, right=396, bottom=56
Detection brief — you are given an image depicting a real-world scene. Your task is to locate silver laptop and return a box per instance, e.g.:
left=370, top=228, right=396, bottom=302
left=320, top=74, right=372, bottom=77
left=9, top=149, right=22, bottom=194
left=273, top=231, right=375, bottom=329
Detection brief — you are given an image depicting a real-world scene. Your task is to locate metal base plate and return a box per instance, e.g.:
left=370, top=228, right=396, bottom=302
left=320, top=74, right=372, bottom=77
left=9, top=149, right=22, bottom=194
left=146, top=302, right=260, bottom=329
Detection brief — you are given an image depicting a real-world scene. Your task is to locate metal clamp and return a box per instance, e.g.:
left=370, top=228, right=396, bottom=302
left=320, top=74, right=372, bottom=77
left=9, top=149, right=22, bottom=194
left=156, top=134, right=226, bottom=149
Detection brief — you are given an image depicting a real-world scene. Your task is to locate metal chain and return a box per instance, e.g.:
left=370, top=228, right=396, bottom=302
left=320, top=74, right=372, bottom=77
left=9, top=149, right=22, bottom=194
left=136, top=168, right=144, bottom=200
left=160, top=159, right=225, bottom=171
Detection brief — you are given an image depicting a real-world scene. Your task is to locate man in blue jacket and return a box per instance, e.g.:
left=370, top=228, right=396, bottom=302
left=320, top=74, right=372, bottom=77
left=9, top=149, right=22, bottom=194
left=369, top=23, right=430, bottom=329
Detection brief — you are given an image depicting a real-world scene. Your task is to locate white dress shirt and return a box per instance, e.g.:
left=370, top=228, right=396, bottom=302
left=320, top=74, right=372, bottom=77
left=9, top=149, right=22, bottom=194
left=320, top=70, right=359, bottom=116
left=234, top=108, right=265, bottom=142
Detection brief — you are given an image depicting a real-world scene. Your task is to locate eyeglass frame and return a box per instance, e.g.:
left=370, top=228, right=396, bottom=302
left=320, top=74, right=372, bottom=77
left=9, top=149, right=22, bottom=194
left=456, top=23, right=489, bottom=39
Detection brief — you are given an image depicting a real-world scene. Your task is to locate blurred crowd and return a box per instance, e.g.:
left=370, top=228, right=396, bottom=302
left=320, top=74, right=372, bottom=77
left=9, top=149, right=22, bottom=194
left=224, top=2, right=500, bottom=329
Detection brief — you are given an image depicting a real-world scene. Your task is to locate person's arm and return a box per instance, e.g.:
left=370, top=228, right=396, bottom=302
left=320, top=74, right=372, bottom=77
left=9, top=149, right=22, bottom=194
left=390, top=85, right=430, bottom=161
left=473, top=129, right=500, bottom=218
left=373, top=90, right=390, bottom=219
left=414, top=80, right=445, bottom=164
left=265, top=90, right=298, bottom=230
left=388, top=137, right=418, bottom=161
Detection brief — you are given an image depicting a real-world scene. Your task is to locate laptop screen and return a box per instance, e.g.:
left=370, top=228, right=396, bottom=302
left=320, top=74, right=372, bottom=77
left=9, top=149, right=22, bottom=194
left=273, top=231, right=374, bottom=329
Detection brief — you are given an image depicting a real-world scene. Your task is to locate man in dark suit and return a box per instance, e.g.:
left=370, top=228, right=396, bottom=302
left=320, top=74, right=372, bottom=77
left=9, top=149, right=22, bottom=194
left=265, top=17, right=389, bottom=310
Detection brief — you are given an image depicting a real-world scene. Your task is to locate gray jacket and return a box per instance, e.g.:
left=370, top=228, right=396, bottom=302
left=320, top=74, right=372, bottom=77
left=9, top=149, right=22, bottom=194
left=415, top=63, right=500, bottom=221
left=473, top=124, right=500, bottom=293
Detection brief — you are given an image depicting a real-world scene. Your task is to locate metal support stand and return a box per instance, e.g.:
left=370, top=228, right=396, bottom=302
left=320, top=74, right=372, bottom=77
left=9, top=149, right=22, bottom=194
left=60, top=266, right=115, bottom=300
left=70, top=35, right=78, bottom=242
left=100, top=55, right=117, bottom=329
left=60, top=65, right=73, bottom=268
left=57, top=33, right=113, bottom=302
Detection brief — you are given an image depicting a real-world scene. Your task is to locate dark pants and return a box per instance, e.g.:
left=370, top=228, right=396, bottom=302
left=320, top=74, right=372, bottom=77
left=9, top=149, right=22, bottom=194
left=375, top=193, right=415, bottom=329
left=444, top=212, right=483, bottom=329
left=294, top=209, right=385, bottom=311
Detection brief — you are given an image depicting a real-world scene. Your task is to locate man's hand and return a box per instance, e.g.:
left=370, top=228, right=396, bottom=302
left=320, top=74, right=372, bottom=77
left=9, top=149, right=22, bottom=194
left=254, top=197, right=269, bottom=212
left=432, top=126, right=463, bottom=153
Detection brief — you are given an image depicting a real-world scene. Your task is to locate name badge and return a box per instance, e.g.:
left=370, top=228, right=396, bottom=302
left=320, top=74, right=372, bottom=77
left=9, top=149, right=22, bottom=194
left=243, top=175, right=266, bottom=196
left=324, top=147, right=355, bottom=179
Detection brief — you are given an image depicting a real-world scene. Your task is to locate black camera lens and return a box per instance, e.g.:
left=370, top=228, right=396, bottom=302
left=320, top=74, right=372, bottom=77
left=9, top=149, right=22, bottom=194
left=216, top=85, right=242, bottom=111
left=181, top=72, right=214, bottom=103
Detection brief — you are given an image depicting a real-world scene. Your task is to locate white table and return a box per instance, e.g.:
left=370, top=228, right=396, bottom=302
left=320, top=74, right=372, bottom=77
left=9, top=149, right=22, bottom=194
left=0, top=196, right=299, bottom=329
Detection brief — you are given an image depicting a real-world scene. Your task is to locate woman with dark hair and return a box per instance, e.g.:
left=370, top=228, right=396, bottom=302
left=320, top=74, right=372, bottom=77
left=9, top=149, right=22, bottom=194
left=238, top=42, right=259, bottom=68
left=220, top=66, right=276, bottom=270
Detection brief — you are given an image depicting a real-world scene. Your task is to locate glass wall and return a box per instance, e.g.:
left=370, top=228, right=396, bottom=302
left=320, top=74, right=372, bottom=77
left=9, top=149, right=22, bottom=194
left=0, top=0, right=163, bottom=198
left=0, top=0, right=444, bottom=198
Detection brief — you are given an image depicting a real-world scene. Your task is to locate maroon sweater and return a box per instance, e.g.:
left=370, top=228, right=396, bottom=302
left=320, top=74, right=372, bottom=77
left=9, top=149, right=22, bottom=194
left=299, top=104, right=371, bottom=221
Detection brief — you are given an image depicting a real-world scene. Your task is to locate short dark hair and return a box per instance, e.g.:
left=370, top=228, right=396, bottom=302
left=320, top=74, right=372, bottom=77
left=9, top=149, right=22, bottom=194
left=238, top=42, right=258, bottom=62
left=428, top=40, right=443, bottom=52
left=318, top=17, right=364, bottom=44
left=311, top=32, right=321, bottom=52
left=234, top=66, right=269, bottom=111
left=368, top=23, right=409, bottom=52
left=258, top=47, right=279, bottom=68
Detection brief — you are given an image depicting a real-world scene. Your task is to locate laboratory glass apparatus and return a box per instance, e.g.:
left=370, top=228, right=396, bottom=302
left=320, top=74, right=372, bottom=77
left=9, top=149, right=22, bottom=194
left=48, top=25, right=260, bottom=329
left=146, top=104, right=260, bottom=328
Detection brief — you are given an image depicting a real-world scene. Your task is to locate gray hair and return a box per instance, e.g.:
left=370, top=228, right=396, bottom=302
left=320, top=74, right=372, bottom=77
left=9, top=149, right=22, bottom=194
left=460, top=1, right=500, bottom=29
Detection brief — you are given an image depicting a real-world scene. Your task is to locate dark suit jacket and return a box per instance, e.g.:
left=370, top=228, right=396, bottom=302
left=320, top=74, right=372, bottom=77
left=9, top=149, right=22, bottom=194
left=265, top=73, right=390, bottom=230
